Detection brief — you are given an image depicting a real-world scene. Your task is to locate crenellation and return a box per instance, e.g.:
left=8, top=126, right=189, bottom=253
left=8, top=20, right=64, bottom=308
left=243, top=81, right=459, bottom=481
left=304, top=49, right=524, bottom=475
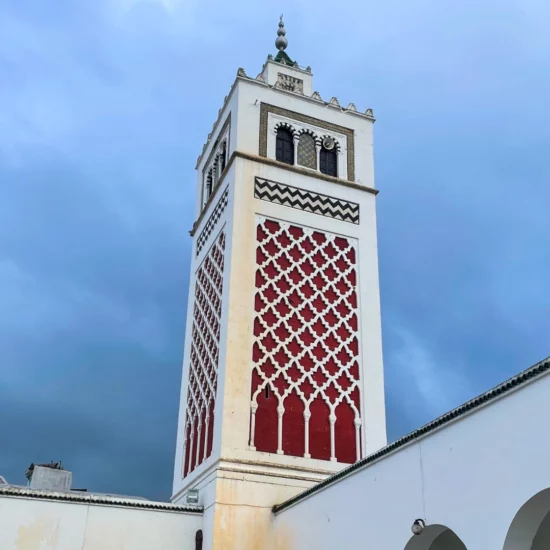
left=311, top=91, right=323, bottom=102
left=195, top=67, right=373, bottom=172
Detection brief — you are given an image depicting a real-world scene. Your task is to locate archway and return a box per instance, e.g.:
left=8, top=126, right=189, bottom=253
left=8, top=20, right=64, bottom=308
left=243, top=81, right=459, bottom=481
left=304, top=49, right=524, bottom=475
left=405, top=524, right=467, bottom=550
left=503, top=488, right=550, bottom=550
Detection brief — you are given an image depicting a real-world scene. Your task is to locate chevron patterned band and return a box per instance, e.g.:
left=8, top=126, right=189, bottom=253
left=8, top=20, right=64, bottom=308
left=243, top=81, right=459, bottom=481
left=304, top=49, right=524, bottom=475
left=254, top=178, right=359, bottom=224
left=196, top=187, right=229, bottom=256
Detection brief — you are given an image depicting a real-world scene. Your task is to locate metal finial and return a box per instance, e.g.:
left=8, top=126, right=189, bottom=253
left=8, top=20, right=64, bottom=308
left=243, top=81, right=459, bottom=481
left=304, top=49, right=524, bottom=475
left=275, top=15, right=288, bottom=51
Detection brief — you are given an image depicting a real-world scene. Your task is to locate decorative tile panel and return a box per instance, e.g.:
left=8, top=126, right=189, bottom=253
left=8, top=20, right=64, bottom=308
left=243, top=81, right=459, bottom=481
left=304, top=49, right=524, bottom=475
left=254, top=178, right=359, bottom=224
left=196, top=187, right=229, bottom=256
left=249, top=218, right=362, bottom=464
left=297, top=133, right=317, bottom=170
left=183, top=231, right=226, bottom=477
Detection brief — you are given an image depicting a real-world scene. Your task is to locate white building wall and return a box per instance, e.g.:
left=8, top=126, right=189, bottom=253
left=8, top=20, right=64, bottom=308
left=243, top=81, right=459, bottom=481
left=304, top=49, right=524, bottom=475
left=0, top=496, right=202, bottom=550
left=236, top=77, right=375, bottom=188
left=272, top=369, right=550, bottom=550
left=261, top=60, right=314, bottom=95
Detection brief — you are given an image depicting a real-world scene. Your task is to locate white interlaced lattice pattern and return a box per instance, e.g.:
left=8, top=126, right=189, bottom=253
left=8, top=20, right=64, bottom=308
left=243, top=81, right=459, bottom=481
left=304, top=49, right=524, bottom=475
left=183, top=231, right=225, bottom=478
left=250, top=217, right=362, bottom=464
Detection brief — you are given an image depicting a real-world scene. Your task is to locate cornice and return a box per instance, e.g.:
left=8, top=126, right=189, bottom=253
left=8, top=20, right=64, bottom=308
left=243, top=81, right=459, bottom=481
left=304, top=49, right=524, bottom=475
left=190, top=150, right=378, bottom=237
left=0, top=486, right=203, bottom=514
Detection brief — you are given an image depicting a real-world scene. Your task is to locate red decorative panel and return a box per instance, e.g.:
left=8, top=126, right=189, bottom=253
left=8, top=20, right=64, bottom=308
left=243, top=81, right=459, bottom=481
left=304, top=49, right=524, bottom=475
left=183, top=231, right=225, bottom=478
left=250, top=217, right=362, bottom=464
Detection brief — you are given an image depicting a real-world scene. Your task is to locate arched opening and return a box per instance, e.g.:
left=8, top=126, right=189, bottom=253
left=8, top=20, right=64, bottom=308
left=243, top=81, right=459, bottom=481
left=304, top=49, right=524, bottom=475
left=203, top=169, right=213, bottom=205
left=220, top=141, right=227, bottom=173
left=276, top=127, right=294, bottom=165
left=320, top=143, right=337, bottom=177
left=503, top=488, right=550, bottom=550
left=195, top=529, right=203, bottom=550
left=405, top=524, right=467, bottom=550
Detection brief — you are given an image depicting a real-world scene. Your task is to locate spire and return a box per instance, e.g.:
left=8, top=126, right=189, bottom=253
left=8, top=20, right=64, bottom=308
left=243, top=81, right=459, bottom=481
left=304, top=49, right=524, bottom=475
left=275, top=15, right=288, bottom=51
left=273, top=15, right=296, bottom=66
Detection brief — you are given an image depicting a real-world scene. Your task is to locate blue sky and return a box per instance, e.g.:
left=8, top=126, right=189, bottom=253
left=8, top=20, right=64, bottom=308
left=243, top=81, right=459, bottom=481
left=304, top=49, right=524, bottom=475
left=1, top=0, right=549, bottom=500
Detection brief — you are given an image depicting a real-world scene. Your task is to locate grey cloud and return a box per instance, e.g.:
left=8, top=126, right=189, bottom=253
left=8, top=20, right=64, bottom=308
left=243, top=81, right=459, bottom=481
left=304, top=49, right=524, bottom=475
left=1, top=0, right=549, bottom=498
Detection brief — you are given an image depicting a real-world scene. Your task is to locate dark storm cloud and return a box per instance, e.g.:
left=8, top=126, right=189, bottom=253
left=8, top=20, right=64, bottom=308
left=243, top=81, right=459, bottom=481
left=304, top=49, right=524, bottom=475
left=1, top=0, right=549, bottom=498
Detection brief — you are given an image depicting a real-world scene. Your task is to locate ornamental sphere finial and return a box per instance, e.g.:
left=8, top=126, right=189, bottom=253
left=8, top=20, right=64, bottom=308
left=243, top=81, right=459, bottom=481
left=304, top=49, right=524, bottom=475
left=275, top=15, right=288, bottom=51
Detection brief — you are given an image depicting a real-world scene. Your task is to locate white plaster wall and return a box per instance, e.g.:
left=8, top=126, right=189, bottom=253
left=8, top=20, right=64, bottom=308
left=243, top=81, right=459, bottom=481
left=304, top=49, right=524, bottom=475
left=0, top=497, right=201, bottom=550
left=273, top=371, right=550, bottom=550
left=236, top=78, right=375, bottom=188
left=261, top=61, right=314, bottom=95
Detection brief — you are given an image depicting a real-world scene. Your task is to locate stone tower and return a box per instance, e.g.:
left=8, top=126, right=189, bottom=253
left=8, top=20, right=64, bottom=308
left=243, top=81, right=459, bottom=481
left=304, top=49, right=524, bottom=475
left=172, top=18, right=387, bottom=549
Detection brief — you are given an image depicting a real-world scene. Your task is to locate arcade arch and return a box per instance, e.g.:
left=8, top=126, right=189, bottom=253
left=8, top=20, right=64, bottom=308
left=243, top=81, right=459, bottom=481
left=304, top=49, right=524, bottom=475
left=503, top=488, right=550, bottom=550
left=405, top=524, right=467, bottom=550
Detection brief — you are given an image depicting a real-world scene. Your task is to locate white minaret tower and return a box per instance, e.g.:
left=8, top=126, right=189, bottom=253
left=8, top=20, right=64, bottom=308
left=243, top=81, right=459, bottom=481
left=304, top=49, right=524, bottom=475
left=172, top=18, right=386, bottom=549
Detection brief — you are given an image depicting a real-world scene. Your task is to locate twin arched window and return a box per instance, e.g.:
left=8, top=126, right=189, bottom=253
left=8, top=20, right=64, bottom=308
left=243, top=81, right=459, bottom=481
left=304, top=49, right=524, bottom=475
left=276, top=127, right=338, bottom=177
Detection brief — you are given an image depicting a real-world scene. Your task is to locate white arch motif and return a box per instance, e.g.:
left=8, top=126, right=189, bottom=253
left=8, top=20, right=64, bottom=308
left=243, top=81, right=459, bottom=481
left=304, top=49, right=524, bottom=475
left=503, top=488, right=550, bottom=550
left=405, top=524, right=468, bottom=550
left=273, top=121, right=298, bottom=139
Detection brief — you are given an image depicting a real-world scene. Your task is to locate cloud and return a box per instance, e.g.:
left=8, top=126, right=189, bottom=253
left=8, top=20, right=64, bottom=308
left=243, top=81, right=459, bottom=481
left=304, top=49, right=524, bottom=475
left=384, top=326, right=474, bottom=439
left=1, top=0, right=549, bottom=500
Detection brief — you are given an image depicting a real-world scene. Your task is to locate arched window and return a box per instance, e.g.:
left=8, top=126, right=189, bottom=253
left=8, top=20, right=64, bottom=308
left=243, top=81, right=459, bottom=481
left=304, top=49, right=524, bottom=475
left=297, top=133, right=317, bottom=170
left=214, top=158, right=220, bottom=186
left=320, top=143, right=337, bottom=177
left=220, top=141, right=227, bottom=173
left=195, top=529, right=203, bottom=550
left=276, top=127, right=294, bottom=165
left=204, top=170, right=213, bottom=203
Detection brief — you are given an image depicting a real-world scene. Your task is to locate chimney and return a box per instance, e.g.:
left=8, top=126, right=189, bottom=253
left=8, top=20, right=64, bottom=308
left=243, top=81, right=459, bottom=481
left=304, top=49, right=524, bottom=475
left=25, top=462, right=72, bottom=492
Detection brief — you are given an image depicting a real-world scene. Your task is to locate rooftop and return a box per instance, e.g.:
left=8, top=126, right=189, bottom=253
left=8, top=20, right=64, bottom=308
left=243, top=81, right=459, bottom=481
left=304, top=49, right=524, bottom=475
left=0, top=483, right=203, bottom=514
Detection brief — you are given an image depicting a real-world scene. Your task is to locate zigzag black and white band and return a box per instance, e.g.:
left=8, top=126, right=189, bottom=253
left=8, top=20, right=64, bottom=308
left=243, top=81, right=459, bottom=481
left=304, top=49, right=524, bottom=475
left=254, top=178, right=359, bottom=224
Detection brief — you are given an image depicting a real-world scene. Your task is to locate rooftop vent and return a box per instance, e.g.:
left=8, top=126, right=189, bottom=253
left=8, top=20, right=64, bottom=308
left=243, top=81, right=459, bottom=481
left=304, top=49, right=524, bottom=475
left=26, top=462, right=72, bottom=492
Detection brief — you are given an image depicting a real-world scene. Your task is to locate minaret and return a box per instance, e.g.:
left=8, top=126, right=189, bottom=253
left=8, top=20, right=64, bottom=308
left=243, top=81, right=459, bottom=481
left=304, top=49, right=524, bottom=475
left=172, top=18, right=386, bottom=548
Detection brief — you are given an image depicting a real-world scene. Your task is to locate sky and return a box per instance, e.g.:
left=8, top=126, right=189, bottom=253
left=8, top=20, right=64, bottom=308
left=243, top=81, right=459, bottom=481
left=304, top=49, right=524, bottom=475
left=1, top=0, right=549, bottom=501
